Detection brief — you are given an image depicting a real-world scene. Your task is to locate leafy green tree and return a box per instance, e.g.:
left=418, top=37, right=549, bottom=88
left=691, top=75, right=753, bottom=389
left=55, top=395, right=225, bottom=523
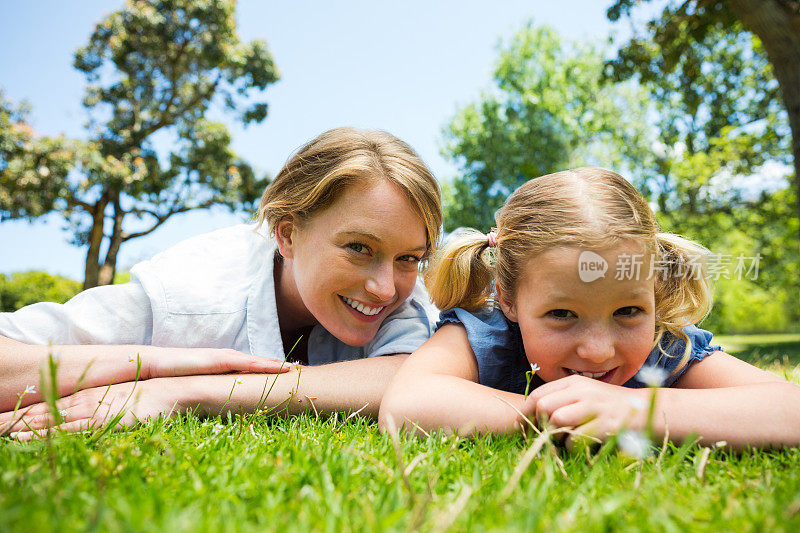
left=0, top=0, right=279, bottom=289
left=607, top=0, right=800, bottom=247
left=0, top=271, right=82, bottom=312
left=606, top=0, right=799, bottom=326
left=441, top=23, right=655, bottom=231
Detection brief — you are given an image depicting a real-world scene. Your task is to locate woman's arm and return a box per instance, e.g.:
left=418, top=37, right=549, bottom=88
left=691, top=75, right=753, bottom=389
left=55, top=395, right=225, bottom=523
left=379, top=325, right=529, bottom=435
left=1, top=353, right=411, bottom=437
left=0, top=335, right=293, bottom=412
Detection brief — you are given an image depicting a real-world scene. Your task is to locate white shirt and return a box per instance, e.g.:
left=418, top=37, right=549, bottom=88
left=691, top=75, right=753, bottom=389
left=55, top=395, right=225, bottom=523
left=0, top=225, right=439, bottom=365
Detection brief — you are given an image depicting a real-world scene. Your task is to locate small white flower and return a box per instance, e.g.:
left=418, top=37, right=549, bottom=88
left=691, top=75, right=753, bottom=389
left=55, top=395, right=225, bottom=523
left=211, top=423, right=224, bottom=435
left=627, top=396, right=646, bottom=411
left=636, top=365, right=668, bottom=387
left=23, top=385, right=36, bottom=395
left=530, top=363, right=541, bottom=373
left=128, top=356, right=136, bottom=362
left=618, top=430, right=652, bottom=459
left=235, top=379, right=243, bottom=385
left=59, top=409, right=68, bottom=418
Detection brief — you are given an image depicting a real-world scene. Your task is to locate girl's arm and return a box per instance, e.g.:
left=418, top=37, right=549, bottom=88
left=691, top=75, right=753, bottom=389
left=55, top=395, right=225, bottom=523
left=0, top=335, right=293, bottom=412
left=647, top=351, right=800, bottom=447
left=1, top=353, right=411, bottom=437
left=379, top=324, right=529, bottom=435
left=527, top=351, right=800, bottom=449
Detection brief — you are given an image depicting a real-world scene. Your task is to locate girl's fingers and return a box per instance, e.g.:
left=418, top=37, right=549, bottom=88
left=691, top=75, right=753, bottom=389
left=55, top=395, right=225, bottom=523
left=526, top=374, right=583, bottom=404
left=534, top=387, right=584, bottom=419
left=547, top=401, right=595, bottom=429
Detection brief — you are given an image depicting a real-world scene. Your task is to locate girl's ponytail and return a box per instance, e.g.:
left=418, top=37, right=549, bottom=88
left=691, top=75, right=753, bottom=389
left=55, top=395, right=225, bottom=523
left=424, top=229, right=496, bottom=312
left=653, top=232, right=714, bottom=366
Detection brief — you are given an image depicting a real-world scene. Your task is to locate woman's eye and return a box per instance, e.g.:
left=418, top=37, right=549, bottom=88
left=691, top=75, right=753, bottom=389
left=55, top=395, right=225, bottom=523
left=347, top=243, right=369, bottom=254
left=547, top=309, right=576, bottom=320
left=398, top=255, right=423, bottom=264
left=615, top=306, right=642, bottom=317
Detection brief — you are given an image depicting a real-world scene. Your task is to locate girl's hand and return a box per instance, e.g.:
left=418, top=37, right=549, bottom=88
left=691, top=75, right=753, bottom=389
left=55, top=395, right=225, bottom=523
left=525, top=374, right=650, bottom=448
left=142, top=349, right=296, bottom=379
left=0, top=379, right=186, bottom=439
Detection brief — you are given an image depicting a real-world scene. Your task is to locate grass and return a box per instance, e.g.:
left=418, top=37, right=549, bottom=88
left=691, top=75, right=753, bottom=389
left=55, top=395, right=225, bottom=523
left=2, top=334, right=800, bottom=532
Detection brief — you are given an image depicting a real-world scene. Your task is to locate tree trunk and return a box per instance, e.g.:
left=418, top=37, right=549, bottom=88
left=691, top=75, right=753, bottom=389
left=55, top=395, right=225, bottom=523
left=82, top=198, right=108, bottom=290
left=729, top=0, right=800, bottom=248
left=98, top=198, right=124, bottom=286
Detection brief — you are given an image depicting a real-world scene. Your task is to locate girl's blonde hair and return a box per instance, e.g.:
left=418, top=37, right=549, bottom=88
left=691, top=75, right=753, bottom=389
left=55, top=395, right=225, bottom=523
left=425, top=167, right=713, bottom=369
left=257, top=127, right=442, bottom=253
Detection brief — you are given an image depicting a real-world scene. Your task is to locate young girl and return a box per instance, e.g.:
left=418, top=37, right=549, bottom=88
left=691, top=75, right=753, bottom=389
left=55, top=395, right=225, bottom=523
left=379, top=167, right=800, bottom=449
left=1, top=127, right=442, bottom=437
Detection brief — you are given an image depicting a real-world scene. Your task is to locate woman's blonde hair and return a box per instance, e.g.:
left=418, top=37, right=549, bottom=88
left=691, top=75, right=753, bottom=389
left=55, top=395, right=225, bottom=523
left=425, top=167, right=713, bottom=370
left=257, top=127, right=442, bottom=253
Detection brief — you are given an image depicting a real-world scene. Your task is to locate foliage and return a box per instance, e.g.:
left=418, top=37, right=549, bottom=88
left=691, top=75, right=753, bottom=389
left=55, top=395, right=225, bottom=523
left=605, top=0, right=800, bottom=326
left=0, top=0, right=279, bottom=288
left=0, top=271, right=81, bottom=312
left=441, top=23, right=656, bottom=231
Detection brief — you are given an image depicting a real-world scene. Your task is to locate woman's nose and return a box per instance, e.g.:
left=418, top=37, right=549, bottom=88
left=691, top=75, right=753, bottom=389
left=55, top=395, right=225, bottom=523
left=365, top=262, right=396, bottom=302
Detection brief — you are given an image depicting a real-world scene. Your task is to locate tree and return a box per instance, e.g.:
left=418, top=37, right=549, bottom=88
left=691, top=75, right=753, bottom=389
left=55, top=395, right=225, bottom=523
left=0, top=0, right=279, bottom=289
left=0, top=271, right=82, bottom=312
left=441, top=23, right=655, bottom=231
left=606, top=0, right=799, bottom=326
left=607, top=0, right=800, bottom=247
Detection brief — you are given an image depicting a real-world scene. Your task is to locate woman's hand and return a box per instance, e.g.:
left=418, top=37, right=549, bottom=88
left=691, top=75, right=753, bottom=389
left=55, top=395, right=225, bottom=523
left=0, top=379, right=188, bottom=440
left=141, top=348, right=296, bottom=379
left=524, top=374, right=651, bottom=448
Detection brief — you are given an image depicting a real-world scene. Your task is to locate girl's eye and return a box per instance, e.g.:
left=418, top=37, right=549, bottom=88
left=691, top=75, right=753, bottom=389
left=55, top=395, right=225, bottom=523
left=547, top=309, right=576, bottom=320
left=398, top=254, right=423, bottom=264
left=615, top=306, right=642, bottom=317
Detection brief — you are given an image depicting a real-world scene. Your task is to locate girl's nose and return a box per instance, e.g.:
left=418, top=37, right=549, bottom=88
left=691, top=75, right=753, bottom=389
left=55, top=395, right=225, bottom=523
left=365, top=262, right=396, bottom=302
left=576, top=326, right=615, bottom=363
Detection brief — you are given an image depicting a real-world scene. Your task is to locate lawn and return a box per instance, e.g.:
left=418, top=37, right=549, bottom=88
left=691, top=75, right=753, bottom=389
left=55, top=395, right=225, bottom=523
left=2, top=334, right=799, bottom=532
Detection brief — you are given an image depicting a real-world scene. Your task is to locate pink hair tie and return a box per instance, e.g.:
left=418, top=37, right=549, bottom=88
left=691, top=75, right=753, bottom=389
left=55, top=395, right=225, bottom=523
left=487, top=231, right=498, bottom=248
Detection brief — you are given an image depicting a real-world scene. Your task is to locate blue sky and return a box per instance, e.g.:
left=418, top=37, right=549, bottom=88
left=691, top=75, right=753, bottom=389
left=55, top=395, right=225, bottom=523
left=1, top=0, right=630, bottom=279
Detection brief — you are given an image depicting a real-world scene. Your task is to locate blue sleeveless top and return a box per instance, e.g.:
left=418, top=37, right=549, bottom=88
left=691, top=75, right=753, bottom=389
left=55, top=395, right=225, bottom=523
left=437, top=307, right=721, bottom=394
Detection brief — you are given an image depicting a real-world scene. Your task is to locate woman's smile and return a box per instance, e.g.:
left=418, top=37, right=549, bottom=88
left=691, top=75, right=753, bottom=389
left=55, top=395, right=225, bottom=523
left=339, top=295, right=387, bottom=320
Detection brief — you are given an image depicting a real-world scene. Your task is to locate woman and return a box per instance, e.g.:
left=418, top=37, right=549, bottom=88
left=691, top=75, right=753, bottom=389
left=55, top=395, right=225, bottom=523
left=0, top=127, right=442, bottom=436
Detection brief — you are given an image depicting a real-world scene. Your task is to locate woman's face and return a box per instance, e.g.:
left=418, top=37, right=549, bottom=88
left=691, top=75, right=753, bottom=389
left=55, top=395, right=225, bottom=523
left=276, top=180, right=428, bottom=346
left=498, top=242, right=656, bottom=385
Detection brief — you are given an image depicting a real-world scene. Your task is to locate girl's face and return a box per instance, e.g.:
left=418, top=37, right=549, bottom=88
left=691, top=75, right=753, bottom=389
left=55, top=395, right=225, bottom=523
left=276, top=179, right=428, bottom=347
left=497, top=242, right=656, bottom=385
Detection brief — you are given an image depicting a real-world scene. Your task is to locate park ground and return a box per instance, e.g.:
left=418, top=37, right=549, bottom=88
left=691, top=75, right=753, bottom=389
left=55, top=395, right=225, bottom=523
left=1, top=333, right=799, bottom=532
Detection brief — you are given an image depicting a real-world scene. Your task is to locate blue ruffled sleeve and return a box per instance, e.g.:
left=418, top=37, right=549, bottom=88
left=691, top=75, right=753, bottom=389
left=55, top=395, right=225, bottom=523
left=625, top=325, right=722, bottom=388
left=436, top=307, right=530, bottom=394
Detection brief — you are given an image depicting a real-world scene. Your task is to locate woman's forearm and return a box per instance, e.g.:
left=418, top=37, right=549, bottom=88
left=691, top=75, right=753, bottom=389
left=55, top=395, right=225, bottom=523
left=173, top=354, right=411, bottom=419
left=649, top=382, right=800, bottom=448
left=379, top=373, right=527, bottom=435
left=0, top=336, right=161, bottom=411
